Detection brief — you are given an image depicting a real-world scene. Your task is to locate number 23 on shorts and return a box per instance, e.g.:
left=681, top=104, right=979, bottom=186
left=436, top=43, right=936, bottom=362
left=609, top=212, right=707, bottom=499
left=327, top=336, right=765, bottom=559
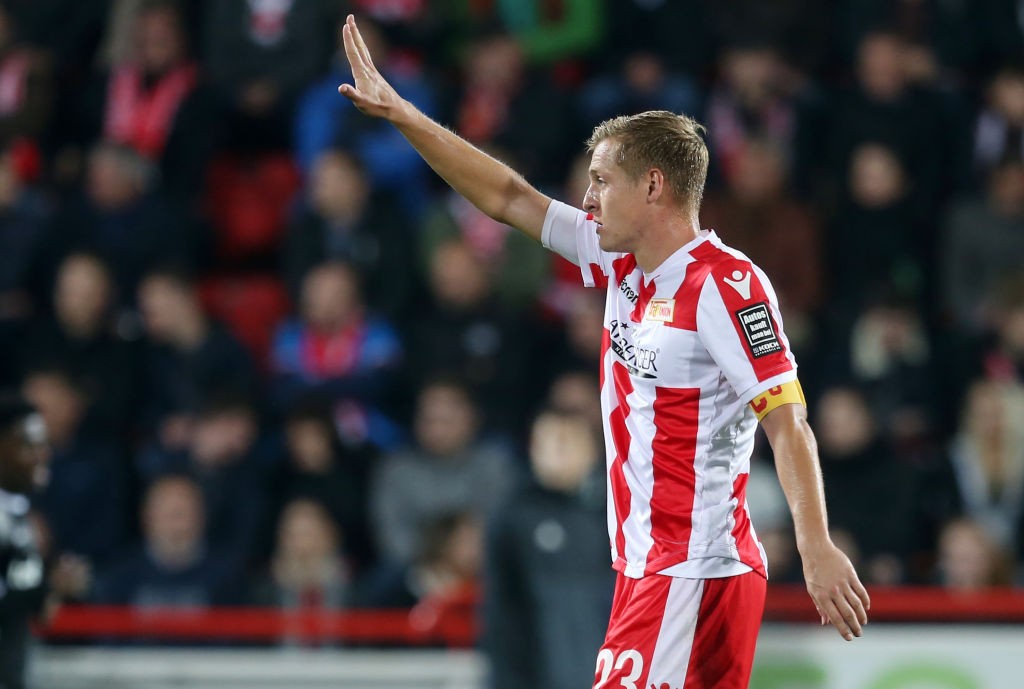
left=594, top=648, right=644, bottom=689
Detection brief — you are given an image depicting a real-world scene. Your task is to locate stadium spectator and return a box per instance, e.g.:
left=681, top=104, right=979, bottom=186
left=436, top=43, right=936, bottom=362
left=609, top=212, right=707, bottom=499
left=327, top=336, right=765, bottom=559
left=833, top=0, right=980, bottom=77
left=935, top=517, right=1013, bottom=590
left=816, top=386, right=918, bottom=583
left=815, top=295, right=933, bottom=445
left=93, top=474, right=240, bottom=607
left=579, top=51, right=701, bottom=134
left=252, top=498, right=354, bottom=628
left=454, top=0, right=604, bottom=66
left=541, top=289, right=606, bottom=382
left=21, top=252, right=140, bottom=436
left=973, top=67, right=1024, bottom=181
left=483, top=408, right=612, bottom=689
left=22, top=368, right=124, bottom=567
left=705, top=43, right=805, bottom=187
left=370, top=377, right=515, bottom=566
left=137, top=266, right=255, bottom=436
left=419, top=175, right=550, bottom=310
left=293, top=18, right=435, bottom=214
left=269, top=261, right=402, bottom=419
left=545, top=369, right=602, bottom=434
left=45, top=143, right=201, bottom=295
left=202, top=0, right=331, bottom=151
left=829, top=142, right=925, bottom=313
left=448, top=31, right=572, bottom=187
left=975, top=276, right=1024, bottom=385
left=0, top=4, right=51, bottom=145
left=942, top=161, right=1024, bottom=329
left=600, top=0, right=711, bottom=75
left=700, top=138, right=823, bottom=337
left=709, top=0, right=831, bottom=74
left=361, top=511, right=483, bottom=618
left=0, top=145, right=52, bottom=384
left=137, top=395, right=271, bottom=572
left=277, top=398, right=375, bottom=569
left=77, top=0, right=215, bottom=199
left=406, top=237, right=534, bottom=431
left=828, top=31, right=947, bottom=213
left=934, top=380, right=1024, bottom=557
left=283, top=149, right=414, bottom=317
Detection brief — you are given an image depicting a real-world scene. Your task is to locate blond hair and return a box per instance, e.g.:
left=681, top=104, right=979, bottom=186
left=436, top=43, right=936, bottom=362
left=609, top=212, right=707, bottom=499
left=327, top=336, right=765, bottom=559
left=586, top=110, right=709, bottom=212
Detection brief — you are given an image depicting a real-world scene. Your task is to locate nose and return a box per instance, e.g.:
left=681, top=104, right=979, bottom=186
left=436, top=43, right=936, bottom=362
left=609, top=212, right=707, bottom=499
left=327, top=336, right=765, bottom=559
left=583, top=185, right=597, bottom=213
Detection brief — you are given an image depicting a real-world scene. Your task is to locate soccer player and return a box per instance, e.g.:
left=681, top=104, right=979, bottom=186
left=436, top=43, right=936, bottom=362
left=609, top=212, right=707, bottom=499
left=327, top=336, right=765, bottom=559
left=0, top=394, right=49, bottom=689
left=338, top=15, right=869, bottom=688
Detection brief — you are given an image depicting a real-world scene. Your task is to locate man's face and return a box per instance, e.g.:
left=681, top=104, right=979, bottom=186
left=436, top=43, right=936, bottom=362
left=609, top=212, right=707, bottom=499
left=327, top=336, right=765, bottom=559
left=584, top=139, right=648, bottom=254
left=0, top=414, right=50, bottom=494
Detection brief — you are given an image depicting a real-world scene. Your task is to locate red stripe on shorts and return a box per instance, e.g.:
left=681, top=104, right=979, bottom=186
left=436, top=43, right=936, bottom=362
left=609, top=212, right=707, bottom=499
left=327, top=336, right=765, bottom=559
left=682, top=573, right=766, bottom=689
left=594, top=574, right=674, bottom=689
left=644, top=386, right=700, bottom=573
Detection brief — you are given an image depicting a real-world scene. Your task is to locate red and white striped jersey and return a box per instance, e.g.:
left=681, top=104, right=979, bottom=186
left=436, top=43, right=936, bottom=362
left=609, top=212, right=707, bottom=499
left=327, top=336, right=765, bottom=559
left=543, top=200, right=798, bottom=580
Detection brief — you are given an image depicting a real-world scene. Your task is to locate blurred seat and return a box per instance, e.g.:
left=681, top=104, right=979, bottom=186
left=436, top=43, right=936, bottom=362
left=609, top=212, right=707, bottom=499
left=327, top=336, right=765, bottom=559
left=199, top=274, right=291, bottom=371
left=207, top=154, right=301, bottom=262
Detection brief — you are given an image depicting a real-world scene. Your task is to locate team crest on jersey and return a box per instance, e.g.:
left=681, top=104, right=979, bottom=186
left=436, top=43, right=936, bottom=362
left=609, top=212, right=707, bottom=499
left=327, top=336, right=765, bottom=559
left=645, top=298, right=675, bottom=323
left=735, top=303, right=782, bottom=358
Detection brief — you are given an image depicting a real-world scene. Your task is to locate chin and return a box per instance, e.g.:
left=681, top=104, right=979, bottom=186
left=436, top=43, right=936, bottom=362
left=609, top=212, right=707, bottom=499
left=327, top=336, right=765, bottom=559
left=597, top=233, right=621, bottom=253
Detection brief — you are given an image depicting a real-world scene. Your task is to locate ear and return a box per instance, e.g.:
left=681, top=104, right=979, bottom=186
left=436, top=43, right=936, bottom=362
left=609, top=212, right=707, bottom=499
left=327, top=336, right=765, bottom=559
left=646, top=168, right=665, bottom=203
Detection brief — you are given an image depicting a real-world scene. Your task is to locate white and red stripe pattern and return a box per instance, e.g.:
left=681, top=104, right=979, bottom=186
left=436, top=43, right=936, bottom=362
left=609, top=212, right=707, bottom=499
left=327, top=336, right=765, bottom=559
left=593, top=571, right=766, bottom=689
left=542, top=200, right=795, bottom=580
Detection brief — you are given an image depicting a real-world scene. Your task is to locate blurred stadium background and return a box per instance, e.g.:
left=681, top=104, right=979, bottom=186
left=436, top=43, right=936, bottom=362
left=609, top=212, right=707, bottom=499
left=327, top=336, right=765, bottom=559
left=1, top=0, right=1023, bottom=687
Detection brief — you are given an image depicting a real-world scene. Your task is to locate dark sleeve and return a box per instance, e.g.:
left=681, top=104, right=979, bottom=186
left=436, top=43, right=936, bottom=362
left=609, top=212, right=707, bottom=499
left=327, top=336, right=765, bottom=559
left=160, top=84, right=221, bottom=201
left=265, top=1, right=331, bottom=102
left=482, top=507, right=536, bottom=689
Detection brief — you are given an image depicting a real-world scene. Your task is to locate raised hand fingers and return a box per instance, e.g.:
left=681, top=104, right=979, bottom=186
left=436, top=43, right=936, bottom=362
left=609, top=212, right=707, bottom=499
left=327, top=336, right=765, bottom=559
left=346, top=15, right=377, bottom=72
left=341, top=22, right=364, bottom=74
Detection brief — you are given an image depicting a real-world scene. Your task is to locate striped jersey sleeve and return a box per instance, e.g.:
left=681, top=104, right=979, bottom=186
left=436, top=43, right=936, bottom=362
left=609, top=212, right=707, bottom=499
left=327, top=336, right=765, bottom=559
left=695, top=261, right=797, bottom=404
left=541, top=199, right=617, bottom=289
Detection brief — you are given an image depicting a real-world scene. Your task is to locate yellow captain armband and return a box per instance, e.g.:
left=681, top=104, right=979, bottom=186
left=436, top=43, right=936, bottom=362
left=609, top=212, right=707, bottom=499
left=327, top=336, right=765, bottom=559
left=749, top=379, right=806, bottom=421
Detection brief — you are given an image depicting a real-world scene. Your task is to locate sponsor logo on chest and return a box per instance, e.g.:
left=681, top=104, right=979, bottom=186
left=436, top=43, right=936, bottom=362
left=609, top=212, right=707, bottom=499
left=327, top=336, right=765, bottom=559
left=608, top=319, right=659, bottom=378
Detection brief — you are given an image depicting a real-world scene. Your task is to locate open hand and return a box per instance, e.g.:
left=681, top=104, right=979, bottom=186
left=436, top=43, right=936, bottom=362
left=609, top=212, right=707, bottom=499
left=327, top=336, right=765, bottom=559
left=802, top=540, right=870, bottom=641
left=337, top=15, right=406, bottom=121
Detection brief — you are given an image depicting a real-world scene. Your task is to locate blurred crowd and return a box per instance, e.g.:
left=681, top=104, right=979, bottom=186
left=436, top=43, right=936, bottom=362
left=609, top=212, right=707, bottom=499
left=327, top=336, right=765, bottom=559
left=0, top=0, right=1023, bottom=652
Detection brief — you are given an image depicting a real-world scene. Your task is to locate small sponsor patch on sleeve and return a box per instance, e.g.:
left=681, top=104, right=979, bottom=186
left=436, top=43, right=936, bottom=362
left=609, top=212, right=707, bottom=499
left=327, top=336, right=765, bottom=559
left=734, top=303, right=782, bottom=358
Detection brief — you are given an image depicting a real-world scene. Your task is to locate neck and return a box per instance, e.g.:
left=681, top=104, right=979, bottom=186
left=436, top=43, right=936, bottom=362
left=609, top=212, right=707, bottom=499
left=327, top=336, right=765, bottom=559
left=634, top=212, right=702, bottom=274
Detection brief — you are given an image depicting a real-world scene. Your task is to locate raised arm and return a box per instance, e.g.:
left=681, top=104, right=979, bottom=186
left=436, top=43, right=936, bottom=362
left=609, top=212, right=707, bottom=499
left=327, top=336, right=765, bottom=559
left=760, top=403, right=871, bottom=641
left=337, top=15, right=550, bottom=242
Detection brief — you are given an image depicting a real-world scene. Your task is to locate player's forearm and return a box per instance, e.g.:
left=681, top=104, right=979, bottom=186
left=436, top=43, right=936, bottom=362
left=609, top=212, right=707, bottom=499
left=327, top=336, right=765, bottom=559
left=763, top=410, right=832, bottom=555
left=389, top=101, right=545, bottom=241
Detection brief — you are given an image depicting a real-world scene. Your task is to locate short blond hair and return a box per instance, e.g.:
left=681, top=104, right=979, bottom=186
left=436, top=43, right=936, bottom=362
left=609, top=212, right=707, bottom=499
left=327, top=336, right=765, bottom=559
left=586, top=111, right=709, bottom=212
